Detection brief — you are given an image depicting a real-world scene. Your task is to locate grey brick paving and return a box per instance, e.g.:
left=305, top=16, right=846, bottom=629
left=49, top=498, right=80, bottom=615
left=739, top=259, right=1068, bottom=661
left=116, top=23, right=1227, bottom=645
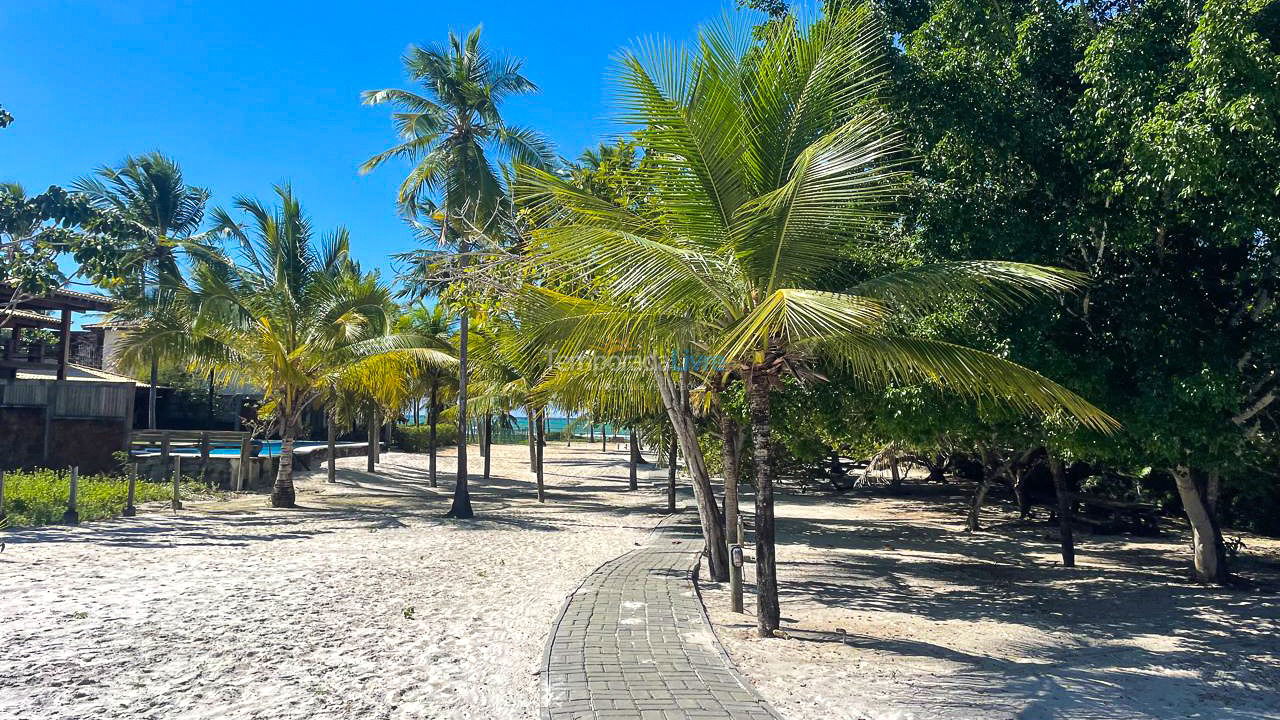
left=541, top=516, right=782, bottom=720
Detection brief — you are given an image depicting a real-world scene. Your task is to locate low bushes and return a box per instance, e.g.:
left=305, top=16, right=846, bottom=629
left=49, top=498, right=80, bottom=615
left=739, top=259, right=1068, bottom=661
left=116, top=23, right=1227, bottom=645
left=0, top=469, right=175, bottom=527
left=392, top=423, right=458, bottom=453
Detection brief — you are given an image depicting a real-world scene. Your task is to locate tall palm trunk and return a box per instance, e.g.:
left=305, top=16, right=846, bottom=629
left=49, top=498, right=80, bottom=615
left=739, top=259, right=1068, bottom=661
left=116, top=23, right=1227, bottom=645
left=366, top=411, right=377, bottom=473
left=628, top=429, right=639, bottom=491
left=272, top=422, right=297, bottom=508
left=428, top=377, right=438, bottom=488
left=327, top=412, right=337, bottom=484
left=148, top=354, right=159, bottom=429
left=483, top=414, right=492, bottom=479
left=652, top=366, right=729, bottom=581
left=527, top=412, right=537, bottom=471
left=746, top=370, right=779, bottom=637
left=446, top=223, right=473, bottom=518
left=1173, top=465, right=1227, bottom=583
left=1049, top=455, right=1076, bottom=567
left=535, top=408, right=546, bottom=502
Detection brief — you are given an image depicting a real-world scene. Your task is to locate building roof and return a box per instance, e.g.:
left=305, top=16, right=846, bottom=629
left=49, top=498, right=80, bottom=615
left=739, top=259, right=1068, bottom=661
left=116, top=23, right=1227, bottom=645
left=13, top=363, right=146, bottom=386
left=0, top=309, right=62, bottom=329
left=0, top=284, right=120, bottom=313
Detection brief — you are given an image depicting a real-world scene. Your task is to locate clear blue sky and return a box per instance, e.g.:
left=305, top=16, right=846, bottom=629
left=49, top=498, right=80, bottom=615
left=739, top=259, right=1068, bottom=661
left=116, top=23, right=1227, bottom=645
left=1, top=0, right=751, bottom=282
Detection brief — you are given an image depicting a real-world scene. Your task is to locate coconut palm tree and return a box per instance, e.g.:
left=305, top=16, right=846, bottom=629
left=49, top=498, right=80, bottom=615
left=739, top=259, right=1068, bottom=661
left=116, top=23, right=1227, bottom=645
left=396, top=303, right=457, bottom=487
left=73, top=153, right=210, bottom=429
left=119, top=185, right=450, bottom=507
left=516, top=4, right=1117, bottom=636
left=362, top=26, right=555, bottom=518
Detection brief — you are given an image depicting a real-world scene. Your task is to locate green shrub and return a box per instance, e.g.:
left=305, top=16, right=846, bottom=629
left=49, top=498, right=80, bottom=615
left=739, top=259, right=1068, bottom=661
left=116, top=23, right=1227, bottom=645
left=0, top=469, right=180, bottom=527
left=392, top=423, right=458, bottom=453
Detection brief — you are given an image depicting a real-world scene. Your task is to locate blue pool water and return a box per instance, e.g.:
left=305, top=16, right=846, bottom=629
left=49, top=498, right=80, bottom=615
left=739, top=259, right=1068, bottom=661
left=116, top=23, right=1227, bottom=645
left=144, top=441, right=328, bottom=457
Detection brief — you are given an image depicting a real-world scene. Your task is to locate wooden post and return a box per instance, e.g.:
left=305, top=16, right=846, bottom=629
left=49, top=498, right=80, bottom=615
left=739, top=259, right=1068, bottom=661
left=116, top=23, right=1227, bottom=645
left=3, top=326, right=18, bottom=360
left=62, top=466, right=79, bottom=524
left=123, top=463, right=138, bottom=517
left=237, top=436, right=251, bottom=491
left=628, top=429, right=639, bottom=491
left=56, top=308, right=71, bottom=381
left=171, top=455, right=182, bottom=510
left=667, top=438, right=677, bottom=514
left=0, top=469, right=6, bottom=522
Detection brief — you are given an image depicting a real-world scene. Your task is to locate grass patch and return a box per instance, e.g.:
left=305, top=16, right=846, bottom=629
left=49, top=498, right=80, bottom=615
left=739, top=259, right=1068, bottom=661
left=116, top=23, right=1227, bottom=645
left=0, top=469, right=200, bottom=527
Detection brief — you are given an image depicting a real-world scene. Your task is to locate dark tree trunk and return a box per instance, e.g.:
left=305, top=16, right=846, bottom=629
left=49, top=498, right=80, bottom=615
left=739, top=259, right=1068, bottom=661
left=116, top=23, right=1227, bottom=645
left=589, top=424, right=595, bottom=443
left=428, top=378, right=438, bottom=488
left=746, top=371, right=779, bottom=637
left=366, top=411, right=377, bottom=473
left=667, top=434, right=678, bottom=513
left=965, top=446, right=996, bottom=532
left=326, top=413, right=336, bottom=484
left=148, top=353, right=158, bottom=430
left=888, top=452, right=902, bottom=494
left=1049, top=455, right=1076, bottom=567
left=628, top=429, right=639, bottom=491
left=535, top=409, right=546, bottom=502
left=483, top=414, right=492, bottom=480
left=446, top=223, right=473, bottom=519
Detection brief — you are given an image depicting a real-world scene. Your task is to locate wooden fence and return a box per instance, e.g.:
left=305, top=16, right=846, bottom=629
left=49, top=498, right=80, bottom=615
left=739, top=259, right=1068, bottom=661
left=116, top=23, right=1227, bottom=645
left=0, top=379, right=134, bottom=419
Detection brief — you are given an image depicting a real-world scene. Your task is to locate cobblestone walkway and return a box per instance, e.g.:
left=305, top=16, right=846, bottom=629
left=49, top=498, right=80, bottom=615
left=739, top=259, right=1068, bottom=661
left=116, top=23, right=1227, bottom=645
left=540, top=516, right=781, bottom=720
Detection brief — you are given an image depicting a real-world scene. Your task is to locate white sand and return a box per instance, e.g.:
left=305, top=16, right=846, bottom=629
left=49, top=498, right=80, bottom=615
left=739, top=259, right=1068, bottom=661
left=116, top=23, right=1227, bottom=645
left=0, top=443, right=668, bottom=720
left=701, top=486, right=1280, bottom=720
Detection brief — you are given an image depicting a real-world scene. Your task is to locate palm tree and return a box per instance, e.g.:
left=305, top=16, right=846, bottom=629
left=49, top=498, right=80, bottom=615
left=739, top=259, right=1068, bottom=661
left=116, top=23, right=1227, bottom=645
left=73, top=153, right=210, bottom=429
left=119, top=186, right=449, bottom=507
left=395, top=304, right=457, bottom=487
left=517, top=4, right=1117, bottom=636
left=363, top=26, right=554, bottom=518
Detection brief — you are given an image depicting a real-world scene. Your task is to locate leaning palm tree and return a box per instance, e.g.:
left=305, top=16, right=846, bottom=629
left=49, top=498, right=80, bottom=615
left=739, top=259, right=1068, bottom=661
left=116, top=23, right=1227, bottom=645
left=119, top=185, right=450, bottom=507
left=517, top=4, right=1117, bottom=636
left=362, top=26, right=554, bottom=518
left=73, top=153, right=210, bottom=429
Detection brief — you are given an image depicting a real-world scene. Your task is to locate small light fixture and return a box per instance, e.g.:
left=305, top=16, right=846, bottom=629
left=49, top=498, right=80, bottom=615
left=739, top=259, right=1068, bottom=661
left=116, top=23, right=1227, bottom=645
left=731, top=544, right=744, bottom=568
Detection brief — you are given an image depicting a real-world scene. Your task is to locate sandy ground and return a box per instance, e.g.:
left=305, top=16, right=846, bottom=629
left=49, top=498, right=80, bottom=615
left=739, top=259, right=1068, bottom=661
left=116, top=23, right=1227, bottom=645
left=702, top=482, right=1280, bottom=720
left=0, top=443, right=671, bottom=720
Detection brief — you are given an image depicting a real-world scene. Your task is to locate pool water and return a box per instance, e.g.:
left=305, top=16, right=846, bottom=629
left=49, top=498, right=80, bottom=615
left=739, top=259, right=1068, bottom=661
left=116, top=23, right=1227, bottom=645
left=143, top=441, right=328, bottom=457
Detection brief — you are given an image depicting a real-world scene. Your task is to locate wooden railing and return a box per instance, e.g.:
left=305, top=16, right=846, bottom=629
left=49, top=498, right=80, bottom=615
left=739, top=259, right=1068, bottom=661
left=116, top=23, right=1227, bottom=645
left=129, top=430, right=253, bottom=490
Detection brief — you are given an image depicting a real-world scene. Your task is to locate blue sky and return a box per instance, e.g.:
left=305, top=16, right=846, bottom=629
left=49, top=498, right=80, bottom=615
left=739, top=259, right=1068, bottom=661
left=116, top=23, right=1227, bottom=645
left=1, top=0, right=750, bottom=284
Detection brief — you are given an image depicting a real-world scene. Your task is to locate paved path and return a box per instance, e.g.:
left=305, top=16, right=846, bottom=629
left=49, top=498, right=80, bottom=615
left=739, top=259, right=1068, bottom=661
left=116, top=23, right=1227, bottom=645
left=540, top=516, right=781, bottom=720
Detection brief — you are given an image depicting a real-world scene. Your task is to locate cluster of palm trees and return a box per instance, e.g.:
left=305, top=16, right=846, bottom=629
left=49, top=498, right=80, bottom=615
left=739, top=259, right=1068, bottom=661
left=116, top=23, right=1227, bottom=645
left=101, top=3, right=1114, bottom=637
left=357, top=5, right=1115, bottom=637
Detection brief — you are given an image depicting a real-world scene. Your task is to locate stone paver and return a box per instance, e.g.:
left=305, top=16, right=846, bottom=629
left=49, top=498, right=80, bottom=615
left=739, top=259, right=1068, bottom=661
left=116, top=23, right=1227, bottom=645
left=541, top=516, right=781, bottom=720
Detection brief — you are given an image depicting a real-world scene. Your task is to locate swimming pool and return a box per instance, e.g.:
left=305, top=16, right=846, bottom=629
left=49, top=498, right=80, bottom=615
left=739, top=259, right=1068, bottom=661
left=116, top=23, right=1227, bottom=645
left=139, top=440, right=329, bottom=457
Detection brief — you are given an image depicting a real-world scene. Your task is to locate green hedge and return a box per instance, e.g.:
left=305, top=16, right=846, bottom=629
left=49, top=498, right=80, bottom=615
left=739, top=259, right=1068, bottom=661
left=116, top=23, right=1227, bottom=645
left=1, top=469, right=176, bottom=527
left=393, top=423, right=459, bottom=453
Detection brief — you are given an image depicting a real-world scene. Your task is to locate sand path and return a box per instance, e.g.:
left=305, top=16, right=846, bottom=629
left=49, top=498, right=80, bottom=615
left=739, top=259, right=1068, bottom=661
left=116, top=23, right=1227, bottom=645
left=1, top=443, right=670, bottom=720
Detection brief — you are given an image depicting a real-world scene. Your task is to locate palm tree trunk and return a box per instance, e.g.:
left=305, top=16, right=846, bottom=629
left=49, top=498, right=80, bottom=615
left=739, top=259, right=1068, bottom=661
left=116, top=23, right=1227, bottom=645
left=327, top=412, right=336, bottom=484
left=535, top=408, right=546, bottom=502
left=148, top=353, right=159, bottom=430
left=272, top=423, right=297, bottom=508
left=652, top=366, right=728, bottom=581
left=1049, top=454, right=1076, bottom=567
left=628, top=429, right=639, bottom=491
left=1173, top=465, right=1227, bottom=582
left=428, top=378, right=438, bottom=488
left=446, top=227, right=473, bottom=519
left=483, top=414, right=492, bottom=480
left=366, top=411, right=377, bottom=473
left=589, top=423, right=595, bottom=443
left=602, top=426, right=608, bottom=452
left=527, top=413, right=537, bottom=472
left=746, top=370, right=779, bottom=637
